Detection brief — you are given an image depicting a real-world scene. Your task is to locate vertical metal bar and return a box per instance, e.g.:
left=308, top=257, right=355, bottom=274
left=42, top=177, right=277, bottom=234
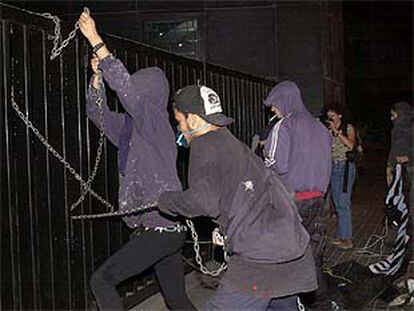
left=192, top=67, right=197, bottom=85
left=59, top=51, right=72, bottom=310
left=41, top=29, right=56, bottom=311
left=220, top=74, right=226, bottom=108
left=185, top=64, right=190, bottom=85
left=75, top=36, right=88, bottom=311
left=178, top=63, right=183, bottom=88
left=170, top=62, right=176, bottom=91
left=10, top=22, right=24, bottom=311
left=23, top=24, right=38, bottom=310
left=83, top=43, right=96, bottom=288
left=2, top=19, right=18, bottom=310
left=229, top=76, right=236, bottom=129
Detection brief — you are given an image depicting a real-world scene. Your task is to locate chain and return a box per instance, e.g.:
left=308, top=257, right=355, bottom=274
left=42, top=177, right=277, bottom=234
left=71, top=205, right=228, bottom=276
left=71, top=202, right=158, bottom=220
left=40, top=7, right=90, bottom=60
left=10, top=82, right=109, bottom=212
left=186, top=219, right=228, bottom=277
left=3, top=4, right=89, bottom=60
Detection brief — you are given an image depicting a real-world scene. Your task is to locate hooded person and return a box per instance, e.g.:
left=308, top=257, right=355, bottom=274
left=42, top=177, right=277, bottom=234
left=157, top=84, right=318, bottom=310
left=387, top=101, right=413, bottom=238
left=387, top=101, right=413, bottom=172
left=79, top=12, right=194, bottom=310
left=263, top=81, right=332, bottom=309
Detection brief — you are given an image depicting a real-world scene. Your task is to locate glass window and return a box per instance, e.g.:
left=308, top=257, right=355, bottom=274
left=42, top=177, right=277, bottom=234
left=142, top=19, right=200, bottom=60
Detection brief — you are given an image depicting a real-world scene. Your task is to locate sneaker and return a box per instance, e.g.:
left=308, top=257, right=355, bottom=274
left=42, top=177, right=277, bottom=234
left=336, top=240, right=353, bottom=250
left=331, top=239, right=343, bottom=246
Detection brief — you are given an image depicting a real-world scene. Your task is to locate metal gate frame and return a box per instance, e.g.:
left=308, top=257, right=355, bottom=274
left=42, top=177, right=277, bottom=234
left=0, top=3, right=275, bottom=309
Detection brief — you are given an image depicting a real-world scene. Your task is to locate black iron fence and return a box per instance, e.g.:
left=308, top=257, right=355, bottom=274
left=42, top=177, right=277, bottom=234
left=0, top=3, right=274, bottom=310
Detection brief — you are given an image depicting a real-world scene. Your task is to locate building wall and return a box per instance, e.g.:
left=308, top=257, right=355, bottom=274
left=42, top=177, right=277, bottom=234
left=4, top=0, right=342, bottom=115
left=205, top=7, right=276, bottom=79
left=275, top=2, right=324, bottom=114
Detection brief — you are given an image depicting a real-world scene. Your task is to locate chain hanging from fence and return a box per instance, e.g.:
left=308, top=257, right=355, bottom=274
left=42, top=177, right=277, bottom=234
left=71, top=203, right=228, bottom=276
left=6, top=4, right=90, bottom=60
left=10, top=81, right=108, bottom=212
left=9, top=4, right=228, bottom=276
left=8, top=5, right=120, bottom=213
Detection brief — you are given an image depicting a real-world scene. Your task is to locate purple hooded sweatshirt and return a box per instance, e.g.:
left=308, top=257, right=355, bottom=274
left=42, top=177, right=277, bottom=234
left=263, top=81, right=332, bottom=194
left=86, top=57, right=181, bottom=228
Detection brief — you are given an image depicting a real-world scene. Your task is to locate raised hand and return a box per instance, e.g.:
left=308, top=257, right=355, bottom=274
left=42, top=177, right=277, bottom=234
left=78, top=12, right=110, bottom=60
left=79, top=11, right=98, bottom=41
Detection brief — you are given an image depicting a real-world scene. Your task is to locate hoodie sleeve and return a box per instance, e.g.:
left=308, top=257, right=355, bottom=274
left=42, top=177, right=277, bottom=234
left=158, top=153, right=220, bottom=218
left=264, top=120, right=290, bottom=176
left=98, top=57, right=145, bottom=119
left=86, top=81, right=123, bottom=147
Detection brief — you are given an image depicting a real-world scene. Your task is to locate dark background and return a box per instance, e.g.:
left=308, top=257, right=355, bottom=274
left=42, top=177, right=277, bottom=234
left=3, top=0, right=413, bottom=134
left=344, top=1, right=412, bottom=138
left=1, top=1, right=412, bottom=309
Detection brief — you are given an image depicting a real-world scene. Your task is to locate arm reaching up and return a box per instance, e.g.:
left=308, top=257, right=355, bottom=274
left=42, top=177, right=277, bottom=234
left=85, top=56, right=124, bottom=147
left=78, top=11, right=148, bottom=119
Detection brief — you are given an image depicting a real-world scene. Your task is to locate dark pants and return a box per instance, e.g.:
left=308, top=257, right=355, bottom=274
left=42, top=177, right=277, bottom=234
left=206, top=281, right=300, bottom=310
left=296, top=197, right=328, bottom=309
left=90, top=228, right=194, bottom=310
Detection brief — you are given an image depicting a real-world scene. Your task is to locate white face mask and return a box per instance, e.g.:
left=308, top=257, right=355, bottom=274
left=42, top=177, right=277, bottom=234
left=176, top=123, right=211, bottom=148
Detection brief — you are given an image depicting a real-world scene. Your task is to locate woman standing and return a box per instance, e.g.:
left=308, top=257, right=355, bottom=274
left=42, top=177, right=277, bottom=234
left=327, top=106, right=357, bottom=250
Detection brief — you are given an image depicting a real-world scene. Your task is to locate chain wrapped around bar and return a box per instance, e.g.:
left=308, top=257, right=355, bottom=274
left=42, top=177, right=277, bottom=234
left=41, top=7, right=90, bottom=60
left=2, top=4, right=90, bottom=60
left=10, top=80, right=108, bottom=212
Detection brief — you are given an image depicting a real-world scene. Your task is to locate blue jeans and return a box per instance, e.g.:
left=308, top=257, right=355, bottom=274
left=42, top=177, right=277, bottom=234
left=330, top=161, right=356, bottom=239
left=205, top=281, right=300, bottom=310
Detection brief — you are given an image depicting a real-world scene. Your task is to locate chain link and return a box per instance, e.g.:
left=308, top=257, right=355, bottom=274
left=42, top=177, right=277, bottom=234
left=41, top=7, right=89, bottom=60
left=71, top=205, right=229, bottom=276
left=10, top=81, right=109, bottom=212
left=71, top=202, right=158, bottom=220
left=186, top=219, right=228, bottom=276
left=8, top=4, right=89, bottom=60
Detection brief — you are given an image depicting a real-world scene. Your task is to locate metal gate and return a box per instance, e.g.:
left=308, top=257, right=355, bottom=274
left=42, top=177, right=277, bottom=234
left=0, top=3, right=274, bottom=310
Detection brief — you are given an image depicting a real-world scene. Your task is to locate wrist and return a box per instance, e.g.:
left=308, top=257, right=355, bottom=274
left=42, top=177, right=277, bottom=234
left=88, top=33, right=102, bottom=46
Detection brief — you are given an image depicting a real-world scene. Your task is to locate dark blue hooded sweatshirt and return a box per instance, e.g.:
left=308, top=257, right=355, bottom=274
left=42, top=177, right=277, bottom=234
left=86, top=57, right=181, bottom=228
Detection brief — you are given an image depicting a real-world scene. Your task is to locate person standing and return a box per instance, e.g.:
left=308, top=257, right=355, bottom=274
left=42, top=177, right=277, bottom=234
left=79, top=12, right=194, bottom=310
left=326, top=106, right=357, bottom=250
left=263, top=81, right=332, bottom=308
left=386, top=101, right=413, bottom=237
left=386, top=101, right=413, bottom=190
left=158, top=84, right=318, bottom=310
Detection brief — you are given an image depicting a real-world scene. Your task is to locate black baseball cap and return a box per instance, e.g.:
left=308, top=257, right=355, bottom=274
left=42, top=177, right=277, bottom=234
left=173, top=85, right=234, bottom=126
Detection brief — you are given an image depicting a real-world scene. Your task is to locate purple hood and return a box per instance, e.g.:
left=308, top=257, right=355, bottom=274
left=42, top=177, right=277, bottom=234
left=264, top=80, right=312, bottom=117
left=130, top=67, right=170, bottom=110
left=263, top=81, right=332, bottom=193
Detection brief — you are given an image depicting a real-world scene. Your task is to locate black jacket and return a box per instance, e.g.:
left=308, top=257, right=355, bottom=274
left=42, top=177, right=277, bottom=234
left=159, top=128, right=310, bottom=264
left=388, top=102, right=413, bottom=166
